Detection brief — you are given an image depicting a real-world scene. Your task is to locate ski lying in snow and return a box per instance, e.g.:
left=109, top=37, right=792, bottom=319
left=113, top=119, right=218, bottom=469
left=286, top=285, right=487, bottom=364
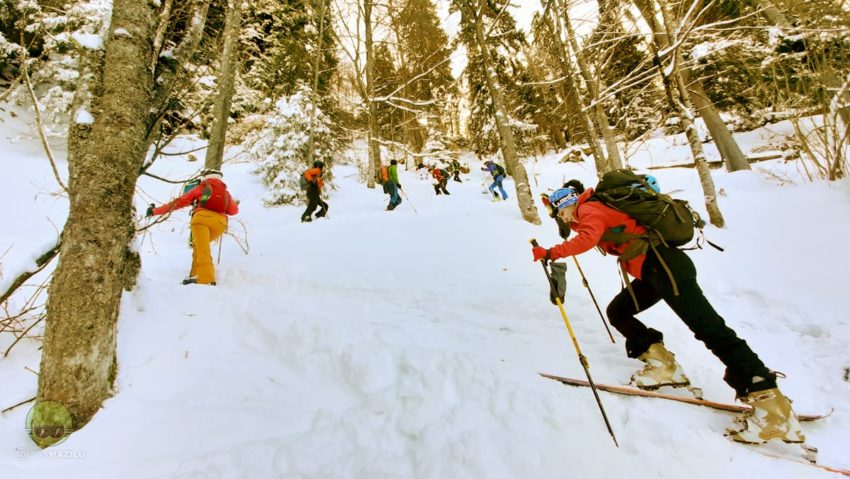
left=539, top=373, right=830, bottom=421
left=746, top=446, right=850, bottom=477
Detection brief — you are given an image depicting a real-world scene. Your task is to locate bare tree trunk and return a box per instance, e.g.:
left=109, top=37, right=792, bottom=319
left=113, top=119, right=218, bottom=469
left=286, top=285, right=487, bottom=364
left=540, top=0, right=606, bottom=172
left=151, top=0, right=175, bottom=72
left=466, top=0, right=540, bottom=224
left=364, top=0, right=381, bottom=188
left=146, top=0, right=211, bottom=150
left=748, top=0, right=850, bottom=140
left=306, top=0, right=328, bottom=166
left=38, top=0, right=156, bottom=431
left=560, top=1, right=623, bottom=171
left=633, top=0, right=750, bottom=172
left=655, top=0, right=724, bottom=226
left=205, top=0, right=243, bottom=171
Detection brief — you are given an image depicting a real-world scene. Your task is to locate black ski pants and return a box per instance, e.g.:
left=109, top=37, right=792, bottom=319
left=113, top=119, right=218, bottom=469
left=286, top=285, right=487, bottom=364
left=434, top=179, right=449, bottom=195
left=302, top=184, right=328, bottom=219
left=606, top=245, right=774, bottom=396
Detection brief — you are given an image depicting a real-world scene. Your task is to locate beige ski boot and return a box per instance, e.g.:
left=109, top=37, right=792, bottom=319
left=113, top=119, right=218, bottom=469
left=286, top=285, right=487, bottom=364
left=727, top=387, right=806, bottom=444
left=630, top=343, right=691, bottom=390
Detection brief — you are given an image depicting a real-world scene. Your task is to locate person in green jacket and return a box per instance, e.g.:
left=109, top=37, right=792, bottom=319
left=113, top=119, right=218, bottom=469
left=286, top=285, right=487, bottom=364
left=381, top=159, right=403, bottom=211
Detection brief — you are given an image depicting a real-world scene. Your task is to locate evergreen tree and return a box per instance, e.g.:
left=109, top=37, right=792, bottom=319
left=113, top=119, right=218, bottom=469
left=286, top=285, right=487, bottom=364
left=247, top=85, right=340, bottom=206
left=391, top=0, right=456, bottom=144
left=242, top=0, right=337, bottom=105
left=453, top=0, right=531, bottom=155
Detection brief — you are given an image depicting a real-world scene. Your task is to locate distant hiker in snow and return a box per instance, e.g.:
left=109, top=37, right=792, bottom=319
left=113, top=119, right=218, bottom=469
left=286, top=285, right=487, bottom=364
left=146, top=169, right=239, bottom=286
left=377, top=160, right=402, bottom=211
left=430, top=165, right=450, bottom=195
left=481, top=160, right=508, bottom=201
left=448, top=158, right=463, bottom=183
left=301, top=160, right=328, bottom=222
left=532, top=177, right=805, bottom=445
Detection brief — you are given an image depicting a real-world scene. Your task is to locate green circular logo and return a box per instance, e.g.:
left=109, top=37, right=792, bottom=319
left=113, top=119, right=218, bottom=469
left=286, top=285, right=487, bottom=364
left=26, top=401, right=74, bottom=448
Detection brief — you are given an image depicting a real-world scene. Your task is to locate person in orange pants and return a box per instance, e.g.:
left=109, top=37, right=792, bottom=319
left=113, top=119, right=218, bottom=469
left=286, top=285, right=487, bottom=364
left=147, top=169, right=239, bottom=285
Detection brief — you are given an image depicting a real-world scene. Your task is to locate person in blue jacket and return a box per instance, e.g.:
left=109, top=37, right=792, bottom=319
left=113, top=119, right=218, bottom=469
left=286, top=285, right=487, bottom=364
left=481, top=160, right=508, bottom=201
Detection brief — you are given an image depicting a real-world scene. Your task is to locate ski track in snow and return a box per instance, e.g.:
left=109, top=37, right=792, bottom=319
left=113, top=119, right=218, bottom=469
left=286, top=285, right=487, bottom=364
left=1, top=108, right=849, bottom=478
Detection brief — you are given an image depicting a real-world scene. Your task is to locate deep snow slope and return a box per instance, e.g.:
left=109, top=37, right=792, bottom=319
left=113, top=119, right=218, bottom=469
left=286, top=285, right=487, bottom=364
left=1, top=108, right=849, bottom=478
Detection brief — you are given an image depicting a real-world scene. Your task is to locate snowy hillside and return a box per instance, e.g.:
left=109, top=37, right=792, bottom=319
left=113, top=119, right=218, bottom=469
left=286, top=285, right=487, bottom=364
left=1, top=107, right=849, bottom=478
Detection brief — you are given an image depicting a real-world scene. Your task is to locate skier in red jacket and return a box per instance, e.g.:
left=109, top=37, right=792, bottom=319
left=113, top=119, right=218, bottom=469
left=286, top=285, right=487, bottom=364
left=532, top=183, right=804, bottom=445
left=147, top=169, right=238, bottom=285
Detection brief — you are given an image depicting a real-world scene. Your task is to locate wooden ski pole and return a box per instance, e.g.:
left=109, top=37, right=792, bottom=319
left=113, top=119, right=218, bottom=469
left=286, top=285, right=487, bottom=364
left=531, top=238, right=619, bottom=447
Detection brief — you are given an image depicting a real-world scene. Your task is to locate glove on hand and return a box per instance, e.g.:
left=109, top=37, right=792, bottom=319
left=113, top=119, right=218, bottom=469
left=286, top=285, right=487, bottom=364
left=532, top=246, right=550, bottom=262
left=145, top=204, right=155, bottom=217
left=397, top=183, right=402, bottom=190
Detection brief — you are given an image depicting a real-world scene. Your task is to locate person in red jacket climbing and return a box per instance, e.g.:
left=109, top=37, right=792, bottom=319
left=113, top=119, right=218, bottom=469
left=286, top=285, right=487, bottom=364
left=146, top=168, right=239, bottom=286
left=532, top=183, right=805, bottom=445
left=430, top=165, right=450, bottom=195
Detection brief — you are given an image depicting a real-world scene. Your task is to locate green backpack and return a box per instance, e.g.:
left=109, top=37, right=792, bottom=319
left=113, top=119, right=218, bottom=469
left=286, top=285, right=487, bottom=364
left=591, top=169, right=704, bottom=248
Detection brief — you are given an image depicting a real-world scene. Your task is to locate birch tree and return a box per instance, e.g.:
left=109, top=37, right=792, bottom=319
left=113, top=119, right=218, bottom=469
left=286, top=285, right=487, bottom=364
left=533, top=1, right=606, bottom=169
left=364, top=0, right=382, bottom=185
left=457, top=0, right=540, bottom=224
left=558, top=0, right=623, bottom=171
left=632, top=0, right=750, bottom=172
left=652, top=0, right=723, bottom=226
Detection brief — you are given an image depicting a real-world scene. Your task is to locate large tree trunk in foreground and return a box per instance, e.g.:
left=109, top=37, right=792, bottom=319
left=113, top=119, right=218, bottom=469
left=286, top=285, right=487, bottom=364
left=38, top=0, right=156, bottom=430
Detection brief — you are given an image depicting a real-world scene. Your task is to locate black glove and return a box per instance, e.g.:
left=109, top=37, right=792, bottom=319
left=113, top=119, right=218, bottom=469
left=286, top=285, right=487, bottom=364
left=145, top=204, right=155, bottom=217
left=397, top=183, right=402, bottom=190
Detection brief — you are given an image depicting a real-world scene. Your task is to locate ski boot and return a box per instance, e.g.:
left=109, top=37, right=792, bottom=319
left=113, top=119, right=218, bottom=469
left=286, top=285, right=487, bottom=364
left=631, top=343, right=691, bottom=390
left=727, top=387, right=805, bottom=444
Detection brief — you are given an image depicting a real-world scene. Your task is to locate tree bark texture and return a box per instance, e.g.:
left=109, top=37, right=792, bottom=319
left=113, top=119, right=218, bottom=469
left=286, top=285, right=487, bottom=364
left=749, top=0, right=850, bottom=143
left=147, top=0, right=211, bottom=150
left=306, top=0, right=328, bottom=166
left=540, top=1, right=605, bottom=171
left=633, top=0, right=750, bottom=172
left=365, top=0, right=381, bottom=188
left=467, top=0, right=540, bottom=224
left=205, top=0, right=242, bottom=171
left=656, top=0, right=724, bottom=227
left=38, top=0, right=157, bottom=428
left=559, top=1, right=623, bottom=172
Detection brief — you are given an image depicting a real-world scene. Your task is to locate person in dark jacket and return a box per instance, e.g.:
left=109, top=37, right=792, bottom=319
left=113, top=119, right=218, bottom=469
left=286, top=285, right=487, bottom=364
left=431, top=166, right=450, bottom=195
left=449, top=158, right=463, bottom=182
left=301, top=160, right=328, bottom=222
left=532, top=182, right=805, bottom=445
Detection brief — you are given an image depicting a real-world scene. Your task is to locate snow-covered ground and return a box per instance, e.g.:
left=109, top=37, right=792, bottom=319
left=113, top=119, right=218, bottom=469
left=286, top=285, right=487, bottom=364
left=1, top=106, right=849, bottom=478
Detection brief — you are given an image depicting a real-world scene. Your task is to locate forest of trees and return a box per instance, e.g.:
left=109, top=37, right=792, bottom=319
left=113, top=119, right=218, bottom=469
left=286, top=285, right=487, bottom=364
left=0, top=0, right=847, bottom=442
